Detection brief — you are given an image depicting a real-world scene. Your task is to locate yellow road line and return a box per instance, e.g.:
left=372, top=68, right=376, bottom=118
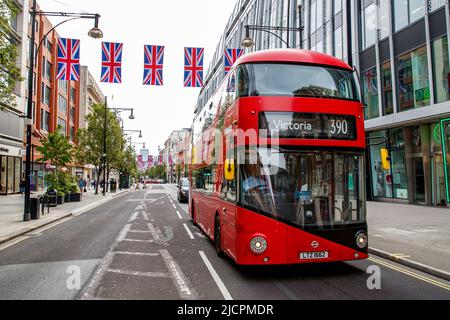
left=369, top=257, right=450, bottom=291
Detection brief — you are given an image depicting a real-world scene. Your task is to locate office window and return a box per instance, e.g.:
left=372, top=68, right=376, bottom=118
left=70, top=87, right=76, bottom=102
left=59, top=79, right=67, bottom=93
left=58, top=118, right=66, bottom=136
left=409, top=0, right=425, bottom=23
left=334, top=26, right=343, bottom=59
left=378, top=0, right=390, bottom=40
left=382, top=62, right=394, bottom=115
left=70, top=107, right=75, bottom=123
left=334, top=0, right=342, bottom=14
left=394, top=0, right=409, bottom=31
left=362, top=67, right=379, bottom=120
left=428, top=0, right=445, bottom=12
left=41, top=83, right=50, bottom=105
left=58, top=95, right=67, bottom=115
left=42, top=58, right=51, bottom=80
left=398, top=46, right=430, bottom=112
left=70, top=127, right=75, bottom=142
left=432, top=36, right=450, bottom=103
left=361, top=2, right=377, bottom=50
left=40, top=109, right=49, bottom=131
left=394, top=0, right=425, bottom=31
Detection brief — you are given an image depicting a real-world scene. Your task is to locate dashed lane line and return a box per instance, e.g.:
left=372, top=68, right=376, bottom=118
left=183, top=223, right=195, bottom=240
left=199, top=251, right=233, bottom=300
left=106, top=269, right=171, bottom=278
left=176, top=210, right=183, bottom=220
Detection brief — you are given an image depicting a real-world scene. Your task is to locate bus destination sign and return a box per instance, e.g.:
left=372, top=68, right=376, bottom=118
left=259, top=112, right=357, bottom=140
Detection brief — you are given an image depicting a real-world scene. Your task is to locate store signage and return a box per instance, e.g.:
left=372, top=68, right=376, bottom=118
left=0, top=145, right=21, bottom=157
left=259, top=112, right=356, bottom=140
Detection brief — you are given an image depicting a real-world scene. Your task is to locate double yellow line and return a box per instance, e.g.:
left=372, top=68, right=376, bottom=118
left=369, top=256, right=450, bottom=291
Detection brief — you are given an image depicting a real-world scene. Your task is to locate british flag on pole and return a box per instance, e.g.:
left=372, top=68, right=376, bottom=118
left=143, top=45, right=164, bottom=86
left=224, top=48, right=243, bottom=76
left=56, top=38, right=80, bottom=81
left=101, top=42, right=123, bottom=83
left=184, top=47, right=204, bottom=88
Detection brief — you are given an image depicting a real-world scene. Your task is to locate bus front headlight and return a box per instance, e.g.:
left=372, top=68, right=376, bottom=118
left=250, top=236, right=268, bottom=255
left=356, top=232, right=368, bottom=249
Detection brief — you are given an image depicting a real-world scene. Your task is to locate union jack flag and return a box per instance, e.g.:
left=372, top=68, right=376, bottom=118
left=143, top=45, right=164, bottom=86
left=224, top=48, right=243, bottom=75
left=56, top=38, right=80, bottom=81
left=101, top=42, right=123, bottom=83
left=184, top=47, right=204, bottom=88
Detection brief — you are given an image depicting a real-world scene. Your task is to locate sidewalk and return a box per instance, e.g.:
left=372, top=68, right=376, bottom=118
left=368, top=201, right=450, bottom=280
left=0, top=189, right=129, bottom=245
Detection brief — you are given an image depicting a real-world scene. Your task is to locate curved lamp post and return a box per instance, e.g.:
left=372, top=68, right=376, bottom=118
left=241, top=3, right=303, bottom=49
left=24, top=0, right=103, bottom=221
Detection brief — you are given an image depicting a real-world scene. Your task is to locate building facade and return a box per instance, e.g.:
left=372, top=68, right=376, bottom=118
left=195, top=0, right=450, bottom=207
left=1, top=0, right=28, bottom=195
left=25, top=1, right=82, bottom=191
left=163, top=130, right=191, bottom=184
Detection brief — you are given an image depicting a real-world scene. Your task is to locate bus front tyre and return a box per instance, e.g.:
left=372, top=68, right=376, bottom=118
left=214, top=215, right=225, bottom=258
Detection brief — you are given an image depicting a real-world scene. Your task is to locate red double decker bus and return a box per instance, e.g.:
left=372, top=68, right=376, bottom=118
left=189, top=49, right=368, bottom=265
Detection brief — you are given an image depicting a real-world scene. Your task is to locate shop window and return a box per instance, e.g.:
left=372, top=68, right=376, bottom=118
left=389, top=128, right=408, bottom=199
left=362, top=67, right=379, bottom=120
left=432, top=37, right=450, bottom=104
left=369, top=131, right=391, bottom=198
left=398, top=46, right=430, bottom=112
left=382, top=62, right=394, bottom=115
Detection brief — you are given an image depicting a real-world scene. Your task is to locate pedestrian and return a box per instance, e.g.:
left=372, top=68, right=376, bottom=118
left=19, top=178, right=26, bottom=196
left=79, top=178, right=85, bottom=193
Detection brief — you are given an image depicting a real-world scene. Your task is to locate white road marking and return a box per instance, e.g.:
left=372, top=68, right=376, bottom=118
left=106, top=269, right=170, bottom=278
left=114, top=251, right=160, bottom=257
left=121, top=239, right=154, bottom=243
left=183, top=224, right=195, bottom=240
left=160, top=249, right=198, bottom=300
left=176, top=210, right=183, bottom=220
left=172, top=204, right=177, bottom=209
left=199, top=251, right=233, bottom=300
left=116, top=224, right=131, bottom=242
left=128, top=230, right=151, bottom=234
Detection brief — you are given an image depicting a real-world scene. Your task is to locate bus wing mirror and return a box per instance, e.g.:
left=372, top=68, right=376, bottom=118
left=380, top=148, right=391, bottom=170
left=224, top=159, right=235, bottom=181
left=352, top=66, right=366, bottom=107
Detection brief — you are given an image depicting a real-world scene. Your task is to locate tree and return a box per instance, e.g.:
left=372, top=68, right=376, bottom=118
left=36, top=125, right=73, bottom=169
left=76, top=104, right=125, bottom=194
left=0, top=0, right=22, bottom=110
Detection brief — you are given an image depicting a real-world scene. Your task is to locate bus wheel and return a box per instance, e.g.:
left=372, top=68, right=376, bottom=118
left=214, top=215, right=225, bottom=258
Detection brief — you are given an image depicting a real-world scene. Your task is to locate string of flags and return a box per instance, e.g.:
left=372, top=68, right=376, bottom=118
left=56, top=37, right=244, bottom=88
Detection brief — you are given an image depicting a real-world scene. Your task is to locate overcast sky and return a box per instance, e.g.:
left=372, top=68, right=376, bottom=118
left=38, top=0, right=238, bottom=155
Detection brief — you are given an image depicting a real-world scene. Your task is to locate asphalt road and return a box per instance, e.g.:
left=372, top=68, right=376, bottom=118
left=0, top=184, right=449, bottom=300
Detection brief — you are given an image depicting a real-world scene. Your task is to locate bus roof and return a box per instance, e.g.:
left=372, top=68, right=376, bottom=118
left=235, top=49, right=353, bottom=71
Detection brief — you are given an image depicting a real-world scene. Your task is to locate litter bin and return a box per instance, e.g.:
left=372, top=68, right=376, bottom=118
left=110, top=179, right=117, bottom=193
left=47, top=189, right=58, bottom=207
left=30, top=197, right=41, bottom=220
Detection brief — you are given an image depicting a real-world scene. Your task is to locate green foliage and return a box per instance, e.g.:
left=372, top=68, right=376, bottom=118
left=0, top=0, right=22, bottom=110
left=76, top=104, right=126, bottom=172
left=146, top=165, right=166, bottom=179
left=45, top=172, right=79, bottom=195
left=36, top=126, right=74, bottom=168
left=118, top=144, right=138, bottom=175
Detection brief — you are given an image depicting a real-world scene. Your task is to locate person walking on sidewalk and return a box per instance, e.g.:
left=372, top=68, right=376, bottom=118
left=79, top=178, right=85, bottom=194
left=19, top=178, right=26, bottom=196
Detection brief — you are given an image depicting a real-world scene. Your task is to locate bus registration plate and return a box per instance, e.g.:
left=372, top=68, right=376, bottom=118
left=300, top=251, right=329, bottom=260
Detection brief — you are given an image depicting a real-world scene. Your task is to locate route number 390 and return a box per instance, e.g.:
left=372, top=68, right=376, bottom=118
left=330, top=120, right=348, bottom=135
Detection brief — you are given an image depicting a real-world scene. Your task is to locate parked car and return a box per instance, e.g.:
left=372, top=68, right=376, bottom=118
left=177, top=178, right=190, bottom=203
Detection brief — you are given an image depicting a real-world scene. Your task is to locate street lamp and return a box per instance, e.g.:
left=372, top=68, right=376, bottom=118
left=124, top=130, right=143, bottom=139
left=23, top=0, right=103, bottom=221
left=102, top=100, right=134, bottom=196
left=241, top=2, right=303, bottom=49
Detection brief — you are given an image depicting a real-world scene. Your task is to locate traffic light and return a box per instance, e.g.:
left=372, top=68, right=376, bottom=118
left=380, top=148, right=391, bottom=170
